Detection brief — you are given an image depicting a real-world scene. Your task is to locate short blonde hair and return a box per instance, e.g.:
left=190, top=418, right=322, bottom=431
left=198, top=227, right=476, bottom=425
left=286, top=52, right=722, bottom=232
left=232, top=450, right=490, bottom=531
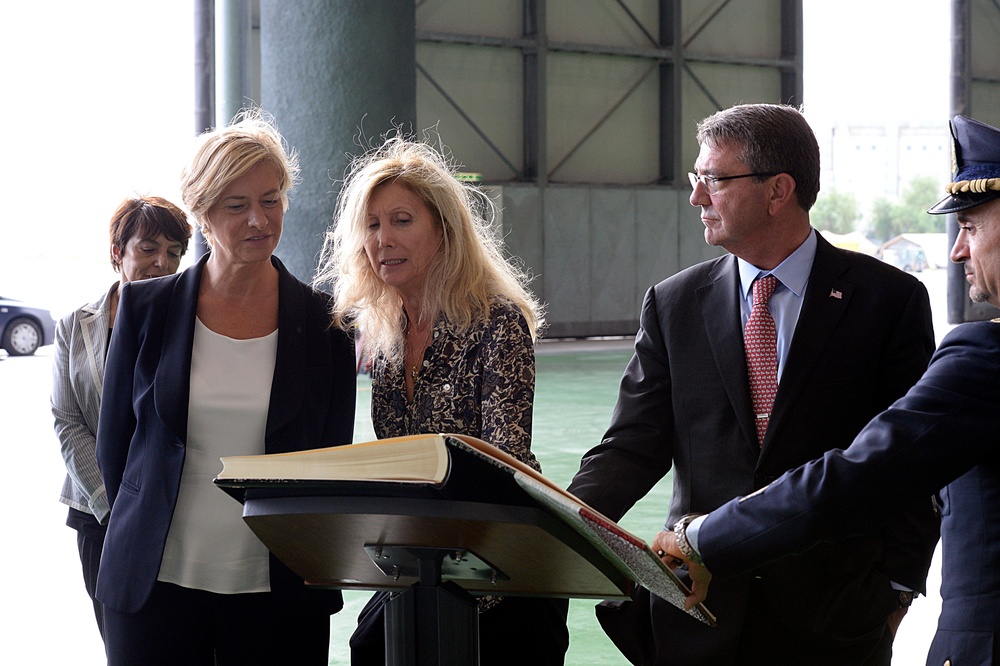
left=315, top=133, right=544, bottom=365
left=180, top=108, right=299, bottom=246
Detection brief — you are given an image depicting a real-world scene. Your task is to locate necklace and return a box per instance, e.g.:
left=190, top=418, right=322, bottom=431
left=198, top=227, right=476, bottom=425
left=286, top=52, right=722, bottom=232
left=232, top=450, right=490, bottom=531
left=406, top=321, right=434, bottom=382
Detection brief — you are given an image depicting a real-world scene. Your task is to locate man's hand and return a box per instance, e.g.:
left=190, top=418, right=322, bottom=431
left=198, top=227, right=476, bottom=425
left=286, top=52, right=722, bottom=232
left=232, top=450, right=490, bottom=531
left=887, top=606, right=908, bottom=637
left=652, top=530, right=712, bottom=609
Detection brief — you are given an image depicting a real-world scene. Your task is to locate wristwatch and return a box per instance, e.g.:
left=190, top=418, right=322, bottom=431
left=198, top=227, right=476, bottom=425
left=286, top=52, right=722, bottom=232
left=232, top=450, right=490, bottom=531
left=673, top=513, right=705, bottom=565
left=896, top=590, right=914, bottom=608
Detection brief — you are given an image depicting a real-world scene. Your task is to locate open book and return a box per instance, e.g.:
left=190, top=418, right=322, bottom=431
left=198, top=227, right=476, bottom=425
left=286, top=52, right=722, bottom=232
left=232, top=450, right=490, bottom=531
left=216, top=433, right=716, bottom=627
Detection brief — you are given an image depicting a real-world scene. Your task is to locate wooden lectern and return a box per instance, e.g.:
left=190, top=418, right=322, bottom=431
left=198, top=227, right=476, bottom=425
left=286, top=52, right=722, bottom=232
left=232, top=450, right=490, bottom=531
left=216, top=434, right=715, bottom=665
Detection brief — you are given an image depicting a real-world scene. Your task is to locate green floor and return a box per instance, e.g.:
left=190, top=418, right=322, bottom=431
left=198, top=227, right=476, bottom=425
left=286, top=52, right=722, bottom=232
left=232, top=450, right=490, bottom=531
left=330, top=342, right=672, bottom=665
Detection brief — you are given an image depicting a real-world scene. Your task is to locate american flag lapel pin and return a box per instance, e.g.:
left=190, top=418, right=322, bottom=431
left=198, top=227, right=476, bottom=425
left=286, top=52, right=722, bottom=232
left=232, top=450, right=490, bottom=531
left=829, top=289, right=843, bottom=299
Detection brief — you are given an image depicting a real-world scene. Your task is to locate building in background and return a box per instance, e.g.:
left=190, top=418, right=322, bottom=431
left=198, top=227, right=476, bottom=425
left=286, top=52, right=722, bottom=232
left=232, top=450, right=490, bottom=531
left=815, top=121, right=950, bottom=223
left=880, top=232, right=950, bottom=270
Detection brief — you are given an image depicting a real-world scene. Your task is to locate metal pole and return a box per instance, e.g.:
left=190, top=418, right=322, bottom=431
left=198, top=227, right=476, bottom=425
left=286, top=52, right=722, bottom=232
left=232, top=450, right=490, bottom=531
left=948, top=0, right=970, bottom=324
left=215, top=0, right=249, bottom=128
left=192, top=0, right=215, bottom=258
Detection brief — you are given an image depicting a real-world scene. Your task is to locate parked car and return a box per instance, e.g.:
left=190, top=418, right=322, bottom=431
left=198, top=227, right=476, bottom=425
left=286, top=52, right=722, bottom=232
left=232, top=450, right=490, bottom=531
left=0, top=296, right=56, bottom=356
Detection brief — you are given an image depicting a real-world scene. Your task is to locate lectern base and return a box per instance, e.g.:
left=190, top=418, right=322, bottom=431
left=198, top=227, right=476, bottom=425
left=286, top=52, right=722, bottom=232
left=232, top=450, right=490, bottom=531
left=385, top=579, right=479, bottom=665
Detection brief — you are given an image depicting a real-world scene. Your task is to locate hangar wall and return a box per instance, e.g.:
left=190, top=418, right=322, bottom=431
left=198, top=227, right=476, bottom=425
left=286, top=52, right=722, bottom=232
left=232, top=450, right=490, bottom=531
left=252, top=0, right=803, bottom=337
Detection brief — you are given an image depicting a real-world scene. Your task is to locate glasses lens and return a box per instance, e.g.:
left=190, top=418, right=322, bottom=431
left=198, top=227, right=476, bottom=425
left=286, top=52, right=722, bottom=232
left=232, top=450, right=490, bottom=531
left=688, top=172, right=715, bottom=194
left=688, top=172, right=712, bottom=193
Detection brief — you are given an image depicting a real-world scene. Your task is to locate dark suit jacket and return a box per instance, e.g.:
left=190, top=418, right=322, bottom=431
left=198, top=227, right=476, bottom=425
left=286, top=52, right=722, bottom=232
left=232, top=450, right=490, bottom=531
left=96, top=254, right=356, bottom=615
left=568, top=233, right=940, bottom=664
left=699, top=321, right=1000, bottom=665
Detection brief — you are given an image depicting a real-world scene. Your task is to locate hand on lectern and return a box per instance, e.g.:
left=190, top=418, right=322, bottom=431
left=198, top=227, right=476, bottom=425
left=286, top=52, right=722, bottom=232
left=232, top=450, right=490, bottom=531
left=652, top=530, right=712, bottom=610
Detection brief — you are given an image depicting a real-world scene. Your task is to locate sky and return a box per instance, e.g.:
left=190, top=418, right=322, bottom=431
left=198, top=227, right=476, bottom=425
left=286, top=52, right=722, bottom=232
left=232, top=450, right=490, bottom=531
left=803, top=0, right=951, bottom=129
left=0, top=0, right=952, bottom=318
left=1, top=2, right=196, bottom=316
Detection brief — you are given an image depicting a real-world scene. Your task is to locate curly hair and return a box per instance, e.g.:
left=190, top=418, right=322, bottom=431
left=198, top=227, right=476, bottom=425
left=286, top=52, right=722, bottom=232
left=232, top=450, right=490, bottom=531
left=314, top=133, right=544, bottom=365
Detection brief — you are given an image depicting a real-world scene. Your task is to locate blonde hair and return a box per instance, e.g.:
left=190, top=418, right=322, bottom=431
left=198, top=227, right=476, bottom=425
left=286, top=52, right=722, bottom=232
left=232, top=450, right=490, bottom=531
left=315, top=134, right=544, bottom=365
left=180, top=108, right=299, bottom=246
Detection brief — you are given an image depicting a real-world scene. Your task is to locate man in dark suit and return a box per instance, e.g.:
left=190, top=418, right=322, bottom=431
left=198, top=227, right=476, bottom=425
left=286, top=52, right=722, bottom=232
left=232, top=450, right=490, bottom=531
left=568, top=103, right=940, bottom=664
left=660, top=113, right=1000, bottom=666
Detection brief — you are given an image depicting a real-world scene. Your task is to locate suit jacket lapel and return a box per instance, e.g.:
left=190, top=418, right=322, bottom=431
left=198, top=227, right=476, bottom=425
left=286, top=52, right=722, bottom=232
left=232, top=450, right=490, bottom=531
left=699, top=255, right=758, bottom=449
left=265, top=257, right=307, bottom=453
left=148, top=255, right=319, bottom=452
left=78, top=286, right=114, bottom=399
left=764, top=234, right=853, bottom=447
left=153, top=256, right=204, bottom=445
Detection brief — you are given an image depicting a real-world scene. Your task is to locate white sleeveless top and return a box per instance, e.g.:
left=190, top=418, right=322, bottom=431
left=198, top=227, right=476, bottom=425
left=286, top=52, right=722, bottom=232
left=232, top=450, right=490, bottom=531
left=157, top=318, right=278, bottom=594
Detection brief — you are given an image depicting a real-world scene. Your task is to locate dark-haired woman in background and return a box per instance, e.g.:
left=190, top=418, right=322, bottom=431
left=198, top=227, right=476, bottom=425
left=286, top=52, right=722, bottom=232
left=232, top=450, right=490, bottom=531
left=51, top=195, right=192, bottom=643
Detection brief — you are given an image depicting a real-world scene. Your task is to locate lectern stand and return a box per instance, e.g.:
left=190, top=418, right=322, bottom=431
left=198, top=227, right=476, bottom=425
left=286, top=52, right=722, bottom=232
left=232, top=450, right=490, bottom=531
left=238, top=492, right=625, bottom=665
left=218, top=434, right=715, bottom=665
left=382, top=548, right=479, bottom=665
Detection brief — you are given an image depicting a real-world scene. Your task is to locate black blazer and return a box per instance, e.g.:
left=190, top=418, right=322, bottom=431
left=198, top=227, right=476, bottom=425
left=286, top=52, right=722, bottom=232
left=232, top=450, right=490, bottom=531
left=569, top=233, right=940, bottom=663
left=700, top=321, right=1000, bottom=665
left=96, top=254, right=356, bottom=615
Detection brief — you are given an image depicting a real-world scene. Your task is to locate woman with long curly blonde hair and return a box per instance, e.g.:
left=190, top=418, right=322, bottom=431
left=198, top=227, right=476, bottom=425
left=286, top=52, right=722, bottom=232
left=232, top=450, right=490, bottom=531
left=314, top=134, right=567, bottom=665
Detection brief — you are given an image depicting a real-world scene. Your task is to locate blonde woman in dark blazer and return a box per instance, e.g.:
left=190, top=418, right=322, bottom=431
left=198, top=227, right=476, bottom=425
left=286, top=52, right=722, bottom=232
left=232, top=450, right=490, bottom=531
left=96, top=111, right=356, bottom=665
left=51, top=196, right=191, bottom=642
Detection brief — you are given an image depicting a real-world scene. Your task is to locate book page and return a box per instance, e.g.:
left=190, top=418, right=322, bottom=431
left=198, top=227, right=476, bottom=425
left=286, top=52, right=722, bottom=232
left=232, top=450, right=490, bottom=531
left=217, top=434, right=449, bottom=484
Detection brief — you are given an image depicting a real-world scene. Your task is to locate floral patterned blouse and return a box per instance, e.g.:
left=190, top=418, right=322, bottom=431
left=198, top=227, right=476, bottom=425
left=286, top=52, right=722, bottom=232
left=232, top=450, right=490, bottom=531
left=370, top=298, right=541, bottom=473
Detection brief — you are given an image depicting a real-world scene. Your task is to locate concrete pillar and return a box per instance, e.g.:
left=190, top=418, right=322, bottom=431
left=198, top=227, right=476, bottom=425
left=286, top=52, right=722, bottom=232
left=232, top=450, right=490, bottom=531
left=260, top=0, right=416, bottom=282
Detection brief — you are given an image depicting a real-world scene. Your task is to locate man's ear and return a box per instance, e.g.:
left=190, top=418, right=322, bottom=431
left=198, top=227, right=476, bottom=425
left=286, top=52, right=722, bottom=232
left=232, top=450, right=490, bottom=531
left=111, top=243, right=122, bottom=268
left=768, top=173, right=798, bottom=214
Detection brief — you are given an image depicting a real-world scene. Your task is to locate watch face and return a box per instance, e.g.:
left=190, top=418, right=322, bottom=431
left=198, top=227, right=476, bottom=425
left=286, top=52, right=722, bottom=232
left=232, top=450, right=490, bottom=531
left=898, top=591, right=914, bottom=607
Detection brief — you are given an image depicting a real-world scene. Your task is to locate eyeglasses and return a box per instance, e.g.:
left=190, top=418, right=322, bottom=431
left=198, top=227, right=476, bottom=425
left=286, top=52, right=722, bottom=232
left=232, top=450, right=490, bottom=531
left=688, top=171, right=779, bottom=194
